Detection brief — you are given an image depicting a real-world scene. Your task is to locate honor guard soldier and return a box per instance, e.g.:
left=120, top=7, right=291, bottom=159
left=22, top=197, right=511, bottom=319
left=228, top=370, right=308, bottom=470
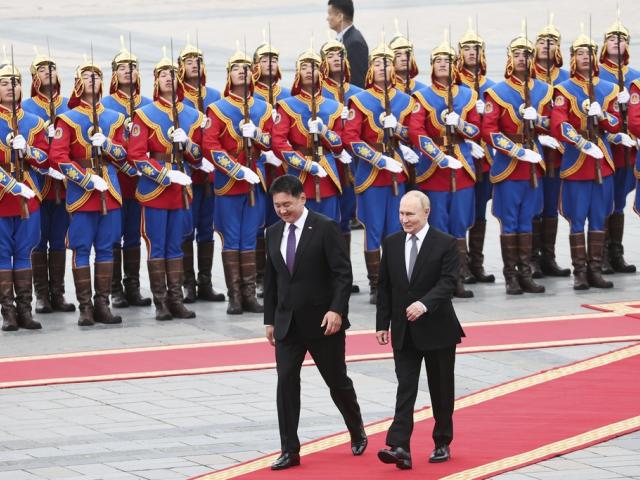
left=551, top=29, right=622, bottom=290
left=128, top=50, right=213, bottom=320
left=409, top=36, right=484, bottom=298
left=22, top=49, right=76, bottom=315
left=530, top=16, right=571, bottom=279
left=482, top=32, right=555, bottom=295
left=389, top=26, right=427, bottom=95
left=342, top=41, right=415, bottom=304
left=102, top=39, right=153, bottom=310
left=49, top=58, right=127, bottom=326
left=598, top=18, right=639, bottom=274
left=203, top=48, right=271, bottom=315
left=178, top=39, right=225, bottom=304
left=457, top=21, right=496, bottom=284
left=629, top=78, right=640, bottom=217
left=0, top=61, right=49, bottom=331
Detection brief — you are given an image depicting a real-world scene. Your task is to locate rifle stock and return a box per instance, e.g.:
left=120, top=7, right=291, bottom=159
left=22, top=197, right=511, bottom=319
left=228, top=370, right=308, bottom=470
left=88, top=64, right=108, bottom=216
left=242, top=64, right=256, bottom=207
left=310, top=60, right=322, bottom=202
left=168, top=61, right=190, bottom=210
left=382, top=56, right=399, bottom=196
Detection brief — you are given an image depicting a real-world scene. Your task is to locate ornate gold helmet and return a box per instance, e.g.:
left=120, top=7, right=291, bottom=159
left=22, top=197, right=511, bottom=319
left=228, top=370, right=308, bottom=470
left=69, top=56, right=102, bottom=108
left=290, top=47, right=322, bottom=95
left=29, top=47, right=60, bottom=97
left=388, top=19, right=419, bottom=81
left=0, top=61, right=22, bottom=105
left=364, top=41, right=395, bottom=89
left=178, top=34, right=207, bottom=85
left=320, top=35, right=351, bottom=82
left=535, top=13, right=563, bottom=69
left=599, top=18, right=631, bottom=65
left=152, top=47, right=183, bottom=101
left=110, top=36, right=140, bottom=95
left=569, top=25, right=599, bottom=76
left=431, top=32, right=458, bottom=84
left=252, top=37, right=282, bottom=83
left=504, top=26, right=535, bottom=78
left=457, top=18, right=487, bottom=76
left=224, top=44, right=253, bottom=97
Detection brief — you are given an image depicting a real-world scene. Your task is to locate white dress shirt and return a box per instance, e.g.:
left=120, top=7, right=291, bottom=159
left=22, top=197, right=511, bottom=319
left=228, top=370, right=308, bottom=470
left=405, top=223, right=429, bottom=314
left=280, top=207, right=309, bottom=262
left=335, top=24, right=353, bottom=43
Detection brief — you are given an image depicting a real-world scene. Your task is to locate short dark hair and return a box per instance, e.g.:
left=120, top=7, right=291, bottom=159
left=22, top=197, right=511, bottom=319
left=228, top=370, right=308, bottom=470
left=328, top=0, right=354, bottom=21
left=269, top=175, right=304, bottom=197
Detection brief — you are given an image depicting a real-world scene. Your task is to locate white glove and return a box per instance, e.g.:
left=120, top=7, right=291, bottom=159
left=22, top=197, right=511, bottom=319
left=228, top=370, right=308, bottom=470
left=200, top=117, right=208, bottom=129
left=441, top=155, right=463, bottom=169
left=341, top=106, right=349, bottom=120
left=198, top=159, right=215, bottom=173
left=637, top=138, right=640, bottom=150
left=383, top=113, right=398, bottom=130
left=271, top=109, right=278, bottom=122
left=588, top=101, right=604, bottom=119
left=465, top=140, right=485, bottom=159
left=580, top=141, right=604, bottom=159
left=166, top=169, right=192, bottom=186
left=399, top=144, right=419, bottom=164
left=523, top=106, right=538, bottom=121
left=612, top=133, right=635, bottom=148
left=14, top=182, right=35, bottom=199
left=47, top=125, right=56, bottom=138
left=445, top=111, right=460, bottom=127
left=171, top=128, right=188, bottom=144
left=90, top=174, right=109, bottom=192
left=538, top=135, right=561, bottom=150
left=264, top=150, right=282, bottom=167
left=241, top=121, right=257, bottom=139
left=338, top=150, right=352, bottom=164
left=381, top=155, right=403, bottom=173
left=307, top=118, right=324, bottom=134
left=90, top=132, right=107, bottom=148
left=240, top=166, right=260, bottom=184
left=618, top=88, right=630, bottom=105
left=47, top=167, right=65, bottom=181
left=475, top=100, right=485, bottom=115
left=520, top=149, right=542, bottom=164
left=312, top=162, right=328, bottom=177
left=12, top=134, right=26, bottom=152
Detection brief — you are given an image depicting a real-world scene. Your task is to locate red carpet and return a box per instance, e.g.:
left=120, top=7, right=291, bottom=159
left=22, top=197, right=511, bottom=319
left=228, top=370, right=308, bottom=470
left=2, top=312, right=640, bottom=389
left=193, top=343, right=640, bottom=480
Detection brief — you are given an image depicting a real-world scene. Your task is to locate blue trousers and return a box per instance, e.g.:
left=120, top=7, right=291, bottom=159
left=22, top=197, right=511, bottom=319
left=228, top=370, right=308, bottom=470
left=113, top=199, right=143, bottom=249
left=560, top=177, right=614, bottom=234
left=141, top=206, right=189, bottom=260
left=306, top=195, right=340, bottom=223
left=425, top=187, right=475, bottom=238
left=357, top=184, right=405, bottom=251
left=612, top=166, right=636, bottom=213
left=186, top=183, right=215, bottom=243
left=67, top=210, right=120, bottom=268
left=474, top=175, right=493, bottom=221
left=35, top=200, right=69, bottom=252
left=635, top=180, right=640, bottom=217
left=0, top=211, right=41, bottom=270
left=215, top=191, right=265, bottom=251
left=492, top=180, right=540, bottom=234
left=538, top=175, right=562, bottom=219
left=339, top=185, right=357, bottom=234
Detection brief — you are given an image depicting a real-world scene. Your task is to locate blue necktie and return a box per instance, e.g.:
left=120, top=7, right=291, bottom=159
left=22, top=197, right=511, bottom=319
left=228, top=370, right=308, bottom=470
left=286, top=224, right=297, bottom=274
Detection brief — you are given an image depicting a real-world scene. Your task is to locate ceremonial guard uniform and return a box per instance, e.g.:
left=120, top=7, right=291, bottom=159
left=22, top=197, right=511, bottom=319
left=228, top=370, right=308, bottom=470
left=203, top=49, right=271, bottom=315
left=482, top=34, right=551, bottom=295
left=0, top=62, right=48, bottom=331
left=409, top=38, right=482, bottom=298
left=629, top=78, right=640, bottom=218
left=178, top=40, right=225, bottom=304
left=390, top=32, right=428, bottom=94
left=342, top=42, right=414, bottom=304
left=49, top=59, right=127, bottom=326
left=128, top=52, right=210, bottom=320
left=22, top=51, right=76, bottom=315
left=551, top=31, right=621, bottom=290
left=102, top=42, right=153, bottom=309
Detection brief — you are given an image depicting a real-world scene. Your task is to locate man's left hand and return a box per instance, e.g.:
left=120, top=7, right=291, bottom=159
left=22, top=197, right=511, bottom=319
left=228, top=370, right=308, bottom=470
left=321, top=311, right=342, bottom=336
left=406, top=301, right=427, bottom=322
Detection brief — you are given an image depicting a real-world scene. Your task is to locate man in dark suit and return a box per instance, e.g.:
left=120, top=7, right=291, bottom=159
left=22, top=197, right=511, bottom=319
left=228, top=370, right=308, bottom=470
left=264, top=175, right=367, bottom=470
left=327, top=0, right=369, bottom=88
left=376, top=190, right=465, bottom=469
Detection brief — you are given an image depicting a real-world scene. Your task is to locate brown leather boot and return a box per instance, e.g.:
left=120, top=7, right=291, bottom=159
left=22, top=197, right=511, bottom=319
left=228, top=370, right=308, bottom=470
left=240, top=250, right=264, bottom=313
left=111, top=246, right=129, bottom=308
left=468, top=220, right=495, bottom=283
left=147, top=258, right=172, bottom=320
left=48, top=250, right=75, bottom=312
left=196, top=241, right=225, bottom=302
left=344, top=234, right=360, bottom=293
left=94, top=262, right=123, bottom=324
left=123, top=246, right=152, bottom=306
left=32, top=250, right=52, bottom=313
left=222, top=250, right=243, bottom=314
left=182, top=241, right=197, bottom=304
left=454, top=239, right=474, bottom=298
left=255, top=236, right=266, bottom=299
left=167, top=257, right=196, bottom=318
left=587, top=231, right=614, bottom=289
left=364, top=249, right=381, bottom=305
left=1, top=270, right=18, bottom=331
left=601, top=218, right=614, bottom=275
left=569, top=233, right=589, bottom=290
left=540, top=217, right=570, bottom=277
left=517, top=233, right=545, bottom=293
left=500, top=234, right=522, bottom=295
left=530, top=218, right=544, bottom=279
left=608, top=212, right=636, bottom=273
left=73, top=266, right=95, bottom=326
left=14, top=269, right=42, bottom=329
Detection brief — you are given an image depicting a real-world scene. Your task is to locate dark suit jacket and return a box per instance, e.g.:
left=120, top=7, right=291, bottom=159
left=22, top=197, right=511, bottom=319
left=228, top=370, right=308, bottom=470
left=264, top=210, right=353, bottom=341
left=343, top=25, right=369, bottom=89
left=376, top=227, right=465, bottom=351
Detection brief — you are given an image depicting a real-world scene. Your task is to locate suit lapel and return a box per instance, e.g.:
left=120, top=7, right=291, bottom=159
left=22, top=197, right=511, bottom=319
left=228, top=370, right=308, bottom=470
left=291, top=212, right=317, bottom=277
left=409, top=227, right=435, bottom=285
left=400, top=233, right=410, bottom=284
left=271, top=221, right=289, bottom=274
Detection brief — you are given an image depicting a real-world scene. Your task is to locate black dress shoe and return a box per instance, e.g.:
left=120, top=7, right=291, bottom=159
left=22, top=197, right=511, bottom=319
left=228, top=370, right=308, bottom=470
left=377, top=446, right=412, bottom=469
left=351, top=432, right=368, bottom=456
left=429, top=445, right=450, bottom=463
left=271, top=452, right=300, bottom=470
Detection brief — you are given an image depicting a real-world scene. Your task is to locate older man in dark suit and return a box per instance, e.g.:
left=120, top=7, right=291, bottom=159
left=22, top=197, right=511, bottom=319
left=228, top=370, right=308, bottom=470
left=376, top=190, right=465, bottom=469
left=264, top=175, right=367, bottom=470
left=326, top=0, right=369, bottom=88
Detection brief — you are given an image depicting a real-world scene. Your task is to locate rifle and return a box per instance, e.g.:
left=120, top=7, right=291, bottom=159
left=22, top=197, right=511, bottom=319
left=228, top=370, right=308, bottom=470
left=586, top=17, right=602, bottom=185
left=446, top=28, right=457, bottom=193
left=473, top=22, right=484, bottom=182
left=89, top=44, right=108, bottom=216
left=46, top=39, right=62, bottom=204
left=544, top=34, right=555, bottom=178
left=382, top=53, right=399, bottom=196
left=616, top=31, right=631, bottom=168
left=337, top=44, right=352, bottom=189
left=310, top=57, right=322, bottom=202
left=127, top=34, right=136, bottom=125
left=268, top=24, right=274, bottom=107
left=404, top=21, right=416, bottom=188
left=522, top=21, right=538, bottom=189
left=242, top=58, right=256, bottom=207
left=169, top=39, right=191, bottom=210
left=194, top=32, right=213, bottom=199
left=10, top=46, right=29, bottom=219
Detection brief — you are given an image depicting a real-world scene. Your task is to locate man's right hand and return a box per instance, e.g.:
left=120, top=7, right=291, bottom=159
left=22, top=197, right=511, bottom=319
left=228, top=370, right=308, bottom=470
left=266, top=325, right=275, bottom=346
left=376, top=330, right=389, bottom=345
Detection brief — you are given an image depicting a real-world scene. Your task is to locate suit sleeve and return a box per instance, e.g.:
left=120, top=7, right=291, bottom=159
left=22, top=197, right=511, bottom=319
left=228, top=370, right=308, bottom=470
left=324, top=219, right=353, bottom=316
left=375, top=236, right=392, bottom=332
left=346, top=39, right=369, bottom=89
left=263, top=227, right=277, bottom=326
left=419, top=235, right=458, bottom=313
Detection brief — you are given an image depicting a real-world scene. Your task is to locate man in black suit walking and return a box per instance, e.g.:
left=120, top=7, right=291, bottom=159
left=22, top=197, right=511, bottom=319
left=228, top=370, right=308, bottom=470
left=327, top=0, right=369, bottom=88
left=264, top=175, right=367, bottom=470
left=376, top=190, right=465, bottom=469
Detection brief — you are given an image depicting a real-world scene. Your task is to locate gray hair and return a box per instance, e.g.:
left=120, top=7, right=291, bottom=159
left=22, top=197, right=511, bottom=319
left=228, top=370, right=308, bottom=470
left=401, top=190, right=430, bottom=211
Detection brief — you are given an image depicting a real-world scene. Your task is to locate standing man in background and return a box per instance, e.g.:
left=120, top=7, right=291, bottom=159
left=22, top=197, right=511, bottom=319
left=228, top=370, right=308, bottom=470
left=327, top=0, right=369, bottom=89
